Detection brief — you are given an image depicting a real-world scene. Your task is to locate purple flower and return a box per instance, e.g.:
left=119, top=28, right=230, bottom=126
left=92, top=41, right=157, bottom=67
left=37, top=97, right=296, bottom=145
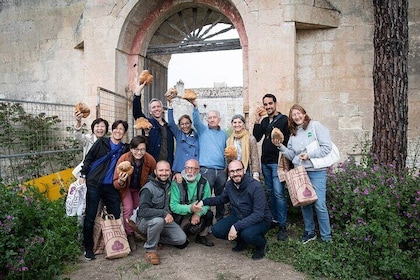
left=407, top=213, right=412, bottom=218
left=6, top=215, right=12, bottom=220
left=354, top=187, right=359, bottom=194
left=363, top=189, right=369, bottom=195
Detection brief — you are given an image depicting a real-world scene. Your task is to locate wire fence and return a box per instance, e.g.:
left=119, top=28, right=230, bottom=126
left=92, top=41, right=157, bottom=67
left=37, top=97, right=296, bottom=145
left=0, top=88, right=133, bottom=183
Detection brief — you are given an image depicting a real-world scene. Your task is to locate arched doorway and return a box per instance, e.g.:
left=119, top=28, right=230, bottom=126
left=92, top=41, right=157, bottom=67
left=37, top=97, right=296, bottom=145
left=116, top=0, right=248, bottom=116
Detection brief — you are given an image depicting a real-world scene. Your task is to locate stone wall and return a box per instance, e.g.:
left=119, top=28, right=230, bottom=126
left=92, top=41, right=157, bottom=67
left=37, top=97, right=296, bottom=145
left=0, top=0, right=419, bottom=162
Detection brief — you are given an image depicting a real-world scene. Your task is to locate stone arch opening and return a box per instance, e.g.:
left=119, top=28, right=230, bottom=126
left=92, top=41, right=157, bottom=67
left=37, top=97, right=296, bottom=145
left=115, top=0, right=248, bottom=115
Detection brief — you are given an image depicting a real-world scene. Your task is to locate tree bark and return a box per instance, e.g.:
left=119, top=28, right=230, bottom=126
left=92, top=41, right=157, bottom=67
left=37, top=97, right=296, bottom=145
left=372, top=0, right=409, bottom=171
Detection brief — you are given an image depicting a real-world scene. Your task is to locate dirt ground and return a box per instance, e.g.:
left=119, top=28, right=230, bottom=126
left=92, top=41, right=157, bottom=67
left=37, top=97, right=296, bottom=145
left=61, top=233, right=306, bottom=280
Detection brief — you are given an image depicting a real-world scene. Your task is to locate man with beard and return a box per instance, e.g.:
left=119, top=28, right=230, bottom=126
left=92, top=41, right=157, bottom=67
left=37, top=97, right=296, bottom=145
left=170, top=159, right=214, bottom=247
left=136, top=160, right=188, bottom=265
left=253, top=93, right=291, bottom=241
left=193, top=160, right=272, bottom=260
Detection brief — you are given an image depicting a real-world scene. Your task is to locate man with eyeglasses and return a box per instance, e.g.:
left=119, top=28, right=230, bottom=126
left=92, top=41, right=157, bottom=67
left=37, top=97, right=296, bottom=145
left=193, top=160, right=272, bottom=260
left=170, top=159, right=214, bottom=247
left=133, top=81, right=174, bottom=166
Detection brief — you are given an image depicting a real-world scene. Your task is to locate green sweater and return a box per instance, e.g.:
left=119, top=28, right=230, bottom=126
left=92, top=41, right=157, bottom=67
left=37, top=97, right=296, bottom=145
left=170, top=174, right=211, bottom=217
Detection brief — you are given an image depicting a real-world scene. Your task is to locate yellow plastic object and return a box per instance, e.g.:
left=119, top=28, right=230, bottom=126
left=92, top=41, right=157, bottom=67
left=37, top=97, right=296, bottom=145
left=23, top=168, right=76, bottom=201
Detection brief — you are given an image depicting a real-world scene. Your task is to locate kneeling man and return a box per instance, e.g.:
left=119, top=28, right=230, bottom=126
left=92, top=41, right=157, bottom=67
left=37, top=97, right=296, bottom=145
left=137, top=160, right=188, bottom=265
left=193, top=160, right=272, bottom=260
left=170, top=159, right=214, bottom=247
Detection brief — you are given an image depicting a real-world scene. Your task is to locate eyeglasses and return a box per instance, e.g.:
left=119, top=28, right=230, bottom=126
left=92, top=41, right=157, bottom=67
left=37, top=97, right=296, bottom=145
left=229, top=168, right=244, bottom=175
left=185, top=166, right=199, bottom=171
left=132, top=147, right=146, bottom=153
left=179, top=122, right=191, bottom=126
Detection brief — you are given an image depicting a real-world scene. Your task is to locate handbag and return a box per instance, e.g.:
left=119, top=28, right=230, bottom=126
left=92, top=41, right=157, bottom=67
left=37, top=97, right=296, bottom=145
left=100, top=207, right=131, bottom=259
left=306, top=124, right=340, bottom=169
left=93, top=213, right=105, bottom=255
left=284, top=165, right=318, bottom=207
left=65, top=180, right=87, bottom=217
left=277, top=154, right=292, bottom=182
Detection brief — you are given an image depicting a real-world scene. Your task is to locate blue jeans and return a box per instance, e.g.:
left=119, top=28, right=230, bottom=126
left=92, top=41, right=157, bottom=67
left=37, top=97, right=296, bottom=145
left=200, top=167, right=227, bottom=221
left=83, top=183, right=121, bottom=251
left=212, top=214, right=270, bottom=249
left=262, top=163, right=287, bottom=226
left=301, top=170, right=332, bottom=241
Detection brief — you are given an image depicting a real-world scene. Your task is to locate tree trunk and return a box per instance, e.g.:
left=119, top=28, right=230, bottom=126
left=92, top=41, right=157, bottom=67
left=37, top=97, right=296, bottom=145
left=372, top=0, right=409, bottom=171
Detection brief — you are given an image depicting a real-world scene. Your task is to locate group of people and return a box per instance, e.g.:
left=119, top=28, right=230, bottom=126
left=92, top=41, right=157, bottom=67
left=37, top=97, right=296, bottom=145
left=72, top=81, right=334, bottom=265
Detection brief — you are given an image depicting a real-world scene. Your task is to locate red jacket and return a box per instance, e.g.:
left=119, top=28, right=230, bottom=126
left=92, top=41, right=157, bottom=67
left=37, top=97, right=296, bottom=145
left=113, top=151, right=156, bottom=196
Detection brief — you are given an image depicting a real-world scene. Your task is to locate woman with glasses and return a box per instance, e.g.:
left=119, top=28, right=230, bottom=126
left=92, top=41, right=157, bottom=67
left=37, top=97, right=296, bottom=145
left=113, top=135, right=156, bottom=251
left=167, top=96, right=199, bottom=183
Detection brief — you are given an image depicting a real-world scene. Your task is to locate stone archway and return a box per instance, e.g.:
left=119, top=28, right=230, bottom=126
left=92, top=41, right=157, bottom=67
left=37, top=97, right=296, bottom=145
left=115, top=0, right=248, bottom=111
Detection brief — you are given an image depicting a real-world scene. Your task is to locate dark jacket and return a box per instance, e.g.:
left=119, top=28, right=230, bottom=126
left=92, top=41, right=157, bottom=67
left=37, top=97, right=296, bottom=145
left=133, top=95, right=174, bottom=166
left=202, top=175, right=272, bottom=231
left=253, top=113, right=290, bottom=164
left=137, top=176, right=171, bottom=220
left=80, top=137, right=128, bottom=187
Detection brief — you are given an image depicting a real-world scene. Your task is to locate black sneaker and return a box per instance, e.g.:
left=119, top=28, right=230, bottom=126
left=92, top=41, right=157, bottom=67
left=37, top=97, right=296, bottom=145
left=277, top=226, right=288, bottom=241
left=195, top=235, right=214, bottom=247
left=301, top=232, right=317, bottom=244
left=84, top=250, right=96, bottom=261
left=231, top=240, right=245, bottom=252
left=252, top=244, right=266, bottom=260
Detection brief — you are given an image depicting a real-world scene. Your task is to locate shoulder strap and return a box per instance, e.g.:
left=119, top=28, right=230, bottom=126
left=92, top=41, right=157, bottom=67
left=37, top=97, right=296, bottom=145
left=310, top=121, right=318, bottom=140
left=266, top=113, right=283, bottom=130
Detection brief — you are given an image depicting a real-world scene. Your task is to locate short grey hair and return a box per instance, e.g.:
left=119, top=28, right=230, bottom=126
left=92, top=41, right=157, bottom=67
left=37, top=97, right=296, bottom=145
left=207, top=110, right=220, bottom=118
left=231, top=114, right=245, bottom=123
left=149, top=98, right=163, bottom=110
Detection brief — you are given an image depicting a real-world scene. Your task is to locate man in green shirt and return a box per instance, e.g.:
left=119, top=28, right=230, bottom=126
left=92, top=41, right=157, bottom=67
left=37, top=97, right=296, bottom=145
left=170, top=159, right=214, bottom=247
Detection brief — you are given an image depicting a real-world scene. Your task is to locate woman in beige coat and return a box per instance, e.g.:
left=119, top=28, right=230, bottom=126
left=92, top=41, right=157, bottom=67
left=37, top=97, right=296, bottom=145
left=225, top=114, right=261, bottom=181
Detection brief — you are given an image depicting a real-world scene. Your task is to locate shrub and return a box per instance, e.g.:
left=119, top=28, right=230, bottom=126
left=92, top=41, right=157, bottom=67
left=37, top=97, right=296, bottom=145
left=0, top=180, right=82, bottom=280
left=326, top=157, right=419, bottom=279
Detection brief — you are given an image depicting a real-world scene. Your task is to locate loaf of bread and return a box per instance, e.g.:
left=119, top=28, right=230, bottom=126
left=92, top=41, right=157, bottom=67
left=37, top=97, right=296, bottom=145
left=117, top=161, right=134, bottom=176
left=134, top=117, right=153, bottom=130
left=182, top=89, right=197, bottom=100
left=75, top=102, right=90, bottom=118
left=257, top=107, right=267, bottom=116
left=224, top=146, right=238, bottom=161
left=165, top=87, right=178, bottom=100
left=139, top=70, right=154, bottom=85
left=271, top=127, right=284, bottom=143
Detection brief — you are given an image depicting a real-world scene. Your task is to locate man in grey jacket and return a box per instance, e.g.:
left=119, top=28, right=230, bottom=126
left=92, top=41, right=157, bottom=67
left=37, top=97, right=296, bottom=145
left=136, top=160, right=188, bottom=265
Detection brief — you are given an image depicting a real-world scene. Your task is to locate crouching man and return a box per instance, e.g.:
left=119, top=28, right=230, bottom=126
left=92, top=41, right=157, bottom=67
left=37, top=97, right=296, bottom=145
left=170, top=159, right=214, bottom=247
left=193, top=160, right=272, bottom=260
left=136, top=160, right=188, bottom=265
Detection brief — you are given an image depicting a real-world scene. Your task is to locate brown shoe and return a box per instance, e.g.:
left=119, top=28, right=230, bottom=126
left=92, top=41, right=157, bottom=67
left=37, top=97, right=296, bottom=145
left=128, top=234, right=137, bottom=252
left=127, top=218, right=147, bottom=240
left=145, top=252, right=160, bottom=265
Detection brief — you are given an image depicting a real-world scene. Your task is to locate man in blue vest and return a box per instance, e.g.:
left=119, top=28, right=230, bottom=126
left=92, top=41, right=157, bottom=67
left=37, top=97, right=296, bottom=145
left=170, top=159, right=214, bottom=247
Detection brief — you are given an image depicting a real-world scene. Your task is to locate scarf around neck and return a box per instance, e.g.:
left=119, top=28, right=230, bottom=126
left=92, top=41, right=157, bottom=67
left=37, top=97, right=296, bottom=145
left=227, top=129, right=250, bottom=172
